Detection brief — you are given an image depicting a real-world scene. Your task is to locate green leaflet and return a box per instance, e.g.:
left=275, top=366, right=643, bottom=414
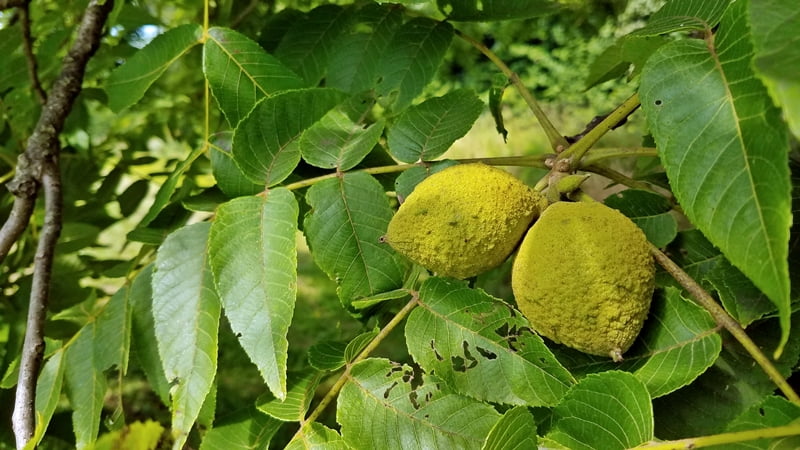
left=640, top=0, right=792, bottom=354
left=304, top=172, right=407, bottom=311
left=338, top=358, right=501, bottom=450
left=106, top=24, right=202, bottom=112
left=204, top=27, right=306, bottom=127
left=152, top=222, right=220, bottom=448
left=208, top=191, right=299, bottom=400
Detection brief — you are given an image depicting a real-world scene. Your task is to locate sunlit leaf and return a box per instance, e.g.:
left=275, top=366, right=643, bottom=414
left=287, top=423, right=349, bottom=450
left=256, top=371, right=322, bottom=422
left=338, top=358, right=501, bottom=449
left=106, top=24, right=202, bottom=112
left=547, top=371, right=653, bottom=450
left=387, top=89, right=483, bottom=163
left=640, top=0, right=792, bottom=353
left=394, top=160, right=458, bottom=202
left=299, top=108, right=385, bottom=171
left=407, top=278, right=574, bottom=406
left=200, top=408, right=281, bottom=450
left=232, top=88, right=344, bottom=186
left=209, top=191, right=298, bottom=399
left=204, top=27, right=306, bottom=126
left=153, top=222, right=220, bottom=447
left=129, top=266, right=171, bottom=405
left=32, top=348, right=65, bottom=447
left=482, top=406, right=537, bottom=450
left=64, top=329, right=106, bottom=449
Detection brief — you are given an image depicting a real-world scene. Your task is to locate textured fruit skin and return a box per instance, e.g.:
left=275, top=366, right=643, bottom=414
left=512, top=201, right=655, bottom=360
left=385, top=163, right=546, bottom=279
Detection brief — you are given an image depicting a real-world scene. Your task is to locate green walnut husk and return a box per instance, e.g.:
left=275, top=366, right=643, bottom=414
left=512, top=201, right=655, bottom=361
left=383, top=163, right=546, bottom=279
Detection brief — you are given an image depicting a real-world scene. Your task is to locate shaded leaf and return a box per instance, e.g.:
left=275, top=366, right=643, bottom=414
left=706, top=259, right=776, bottom=327
left=376, top=19, right=453, bottom=110
left=557, top=287, right=721, bottom=398
left=308, top=341, right=348, bottom=371
left=209, top=191, right=299, bottom=399
left=93, top=283, right=132, bottom=374
left=387, top=89, right=484, bottom=163
left=407, top=278, right=574, bottom=406
left=275, top=5, right=353, bottom=86
left=304, top=172, right=407, bottom=310
left=653, top=314, right=800, bottom=438
left=256, top=371, right=322, bottom=422
left=547, top=371, right=653, bottom=450
left=338, top=358, right=501, bottom=449
left=209, top=132, right=262, bottom=198
left=106, top=24, right=202, bottom=112
left=482, top=406, right=537, bottom=450
left=604, top=189, right=677, bottom=248
left=640, top=0, right=792, bottom=353
left=327, top=3, right=404, bottom=94
left=153, top=222, right=220, bottom=447
left=204, top=27, right=305, bottom=127
left=199, top=408, right=281, bottom=450
left=586, top=35, right=668, bottom=88
left=232, top=88, right=344, bottom=186
left=749, top=0, right=800, bottom=138
left=137, top=145, right=205, bottom=228
left=716, top=396, right=800, bottom=449
left=129, top=266, right=171, bottom=405
left=437, top=0, right=561, bottom=21
left=394, top=160, right=458, bottom=202
left=299, top=109, right=385, bottom=171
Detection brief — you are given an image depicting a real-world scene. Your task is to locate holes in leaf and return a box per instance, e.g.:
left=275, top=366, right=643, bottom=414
left=476, top=346, right=497, bottom=360
left=384, top=381, right=398, bottom=399
left=430, top=340, right=444, bottom=361
left=654, top=99, right=663, bottom=106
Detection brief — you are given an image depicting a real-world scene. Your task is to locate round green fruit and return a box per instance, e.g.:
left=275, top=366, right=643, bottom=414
left=383, top=163, right=546, bottom=279
left=511, top=201, right=655, bottom=361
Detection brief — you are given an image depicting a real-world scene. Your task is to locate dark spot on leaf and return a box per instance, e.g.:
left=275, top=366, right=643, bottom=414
left=476, top=346, right=497, bottom=360
left=758, top=407, right=765, bottom=416
left=384, top=381, right=398, bottom=399
left=654, top=99, right=662, bottom=106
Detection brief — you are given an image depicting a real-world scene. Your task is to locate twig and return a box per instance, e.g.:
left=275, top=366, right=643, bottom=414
left=0, top=0, right=26, bottom=10
left=636, top=423, right=800, bottom=449
left=579, top=147, right=658, bottom=166
left=19, top=2, right=47, bottom=105
left=8, top=1, right=114, bottom=447
left=290, top=295, right=419, bottom=445
left=0, top=197, right=34, bottom=261
left=11, top=163, right=62, bottom=449
left=454, top=29, right=569, bottom=151
left=559, top=92, right=641, bottom=165
left=650, top=245, right=800, bottom=404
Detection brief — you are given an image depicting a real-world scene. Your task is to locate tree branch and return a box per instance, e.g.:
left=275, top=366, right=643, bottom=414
left=0, top=197, right=34, bottom=261
left=19, top=2, right=47, bottom=105
left=11, top=162, right=62, bottom=449
left=8, top=1, right=114, bottom=447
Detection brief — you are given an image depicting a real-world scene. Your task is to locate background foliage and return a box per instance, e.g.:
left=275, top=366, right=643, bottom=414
left=1, top=0, right=799, bottom=448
